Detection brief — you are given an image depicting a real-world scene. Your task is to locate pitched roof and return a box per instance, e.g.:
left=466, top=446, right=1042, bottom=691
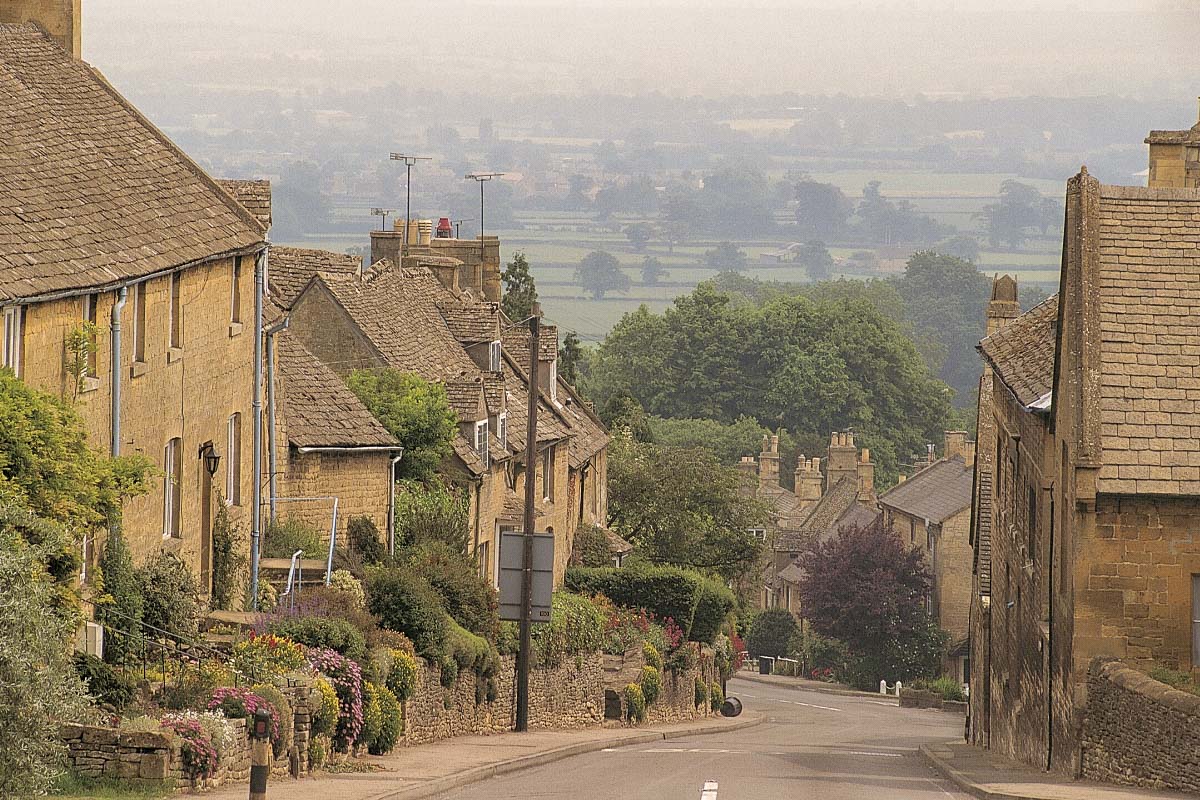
left=440, top=304, right=499, bottom=345
left=217, top=180, right=272, bottom=229
left=269, top=246, right=362, bottom=309
left=0, top=24, right=264, bottom=302
left=1092, top=184, right=1200, bottom=494
left=878, top=455, right=972, bottom=523
left=777, top=562, right=806, bottom=586
left=834, top=503, right=881, bottom=532
left=556, top=381, right=610, bottom=469
left=774, top=476, right=860, bottom=551
left=445, top=378, right=485, bottom=422
left=275, top=335, right=398, bottom=449
left=979, top=294, right=1058, bottom=408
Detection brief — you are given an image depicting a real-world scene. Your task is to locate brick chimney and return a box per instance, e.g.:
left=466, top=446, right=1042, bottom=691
left=826, top=431, right=858, bottom=491
left=794, top=455, right=823, bottom=509
left=986, top=275, right=1020, bottom=338
left=944, top=431, right=967, bottom=460
left=0, top=0, right=81, bottom=58
left=1145, top=100, right=1200, bottom=189
left=857, top=448, right=875, bottom=504
left=759, top=434, right=780, bottom=489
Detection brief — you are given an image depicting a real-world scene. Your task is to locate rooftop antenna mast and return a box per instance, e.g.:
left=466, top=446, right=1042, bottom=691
left=390, top=153, right=432, bottom=257
left=370, top=208, right=393, bottom=231
left=465, top=172, right=505, bottom=260
left=453, top=218, right=474, bottom=239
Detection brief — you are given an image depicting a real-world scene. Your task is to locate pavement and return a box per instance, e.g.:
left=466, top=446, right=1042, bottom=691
left=205, top=707, right=763, bottom=800
left=920, top=741, right=1189, bottom=800
left=734, top=667, right=902, bottom=700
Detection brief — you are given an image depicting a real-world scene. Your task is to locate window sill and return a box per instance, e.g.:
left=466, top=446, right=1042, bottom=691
left=79, top=376, right=101, bottom=394
left=129, top=360, right=149, bottom=378
left=228, top=322, right=243, bottom=337
left=167, top=347, right=184, bottom=364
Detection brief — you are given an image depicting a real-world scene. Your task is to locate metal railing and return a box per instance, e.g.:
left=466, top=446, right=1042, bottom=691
left=277, top=549, right=304, bottom=611
left=270, top=496, right=339, bottom=586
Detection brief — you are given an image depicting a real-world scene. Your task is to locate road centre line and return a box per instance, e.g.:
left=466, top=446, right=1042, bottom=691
left=846, top=751, right=904, bottom=758
left=700, top=780, right=718, bottom=800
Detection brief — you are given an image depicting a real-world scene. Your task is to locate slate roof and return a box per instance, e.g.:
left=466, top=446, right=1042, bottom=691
left=217, top=180, right=272, bottom=229
left=0, top=23, right=264, bottom=302
left=275, top=335, right=398, bottom=449
left=441, top=304, right=499, bottom=344
left=556, top=381, right=611, bottom=469
left=978, top=294, right=1058, bottom=408
left=1092, top=184, right=1200, bottom=494
left=445, top=378, right=485, bottom=422
left=777, top=562, right=806, bottom=586
left=603, top=527, right=635, bottom=555
left=878, top=455, right=972, bottom=524
left=268, top=247, right=362, bottom=309
left=500, top=493, right=546, bottom=521
left=502, top=324, right=559, bottom=372
left=834, top=503, right=882, bottom=532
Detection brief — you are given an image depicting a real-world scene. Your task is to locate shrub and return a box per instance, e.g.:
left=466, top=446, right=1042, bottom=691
left=156, top=661, right=235, bottom=711
left=366, top=568, right=449, bottom=661
left=911, top=676, right=966, bottom=702
left=570, top=524, right=613, bottom=567
left=308, top=735, right=328, bottom=769
left=689, top=578, right=736, bottom=644
left=372, top=685, right=403, bottom=754
left=795, top=630, right=849, bottom=676
left=710, top=682, right=724, bottom=712
left=208, top=687, right=281, bottom=750
left=161, top=715, right=218, bottom=781
left=565, top=565, right=702, bottom=637
left=642, top=642, right=662, bottom=671
left=96, top=526, right=143, bottom=663
left=329, top=569, right=367, bottom=610
left=624, top=683, right=646, bottom=723
left=361, top=681, right=383, bottom=751
left=269, top=616, right=367, bottom=662
left=695, top=676, right=707, bottom=708
left=256, top=580, right=278, bottom=613
left=386, top=649, right=418, bottom=702
left=596, top=597, right=654, bottom=655
left=138, top=551, right=200, bottom=638
left=746, top=609, right=797, bottom=659
left=531, top=593, right=605, bottom=667
left=392, top=479, right=470, bottom=550
left=230, top=632, right=305, bottom=683
left=640, top=666, right=661, bottom=705
left=406, top=542, right=499, bottom=639
left=73, top=652, right=136, bottom=710
left=347, top=370, right=457, bottom=482
left=310, top=678, right=341, bottom=737
left=348, top=516, right=386, bottom=565
left=251, top=683, right=294, bottom=758
left=262, top=518, right=324, bottom=560
left=308, top=647, right=364, bottom=751
left=210, top=498, right=246, bottom=610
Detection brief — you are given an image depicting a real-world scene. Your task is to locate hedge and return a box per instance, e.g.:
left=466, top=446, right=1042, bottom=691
left=366, top=568, right=449, bottom=661
left=565, top=565, right=733, bottom=643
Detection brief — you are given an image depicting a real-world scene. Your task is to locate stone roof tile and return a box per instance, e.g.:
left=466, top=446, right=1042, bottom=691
left=269, top=246, right=362, bottom=309
left=878, top=455, right=972, bottom=523
left=979, top=294, right=1058, bottom=408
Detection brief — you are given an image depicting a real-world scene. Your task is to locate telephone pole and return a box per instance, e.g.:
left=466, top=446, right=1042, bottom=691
left=515, top=302, right=541, bottom=732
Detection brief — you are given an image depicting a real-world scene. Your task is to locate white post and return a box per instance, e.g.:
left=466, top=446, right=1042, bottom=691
left=894, top=681, right=902, bottom=697
left=880, top=680, right=888, bottom=695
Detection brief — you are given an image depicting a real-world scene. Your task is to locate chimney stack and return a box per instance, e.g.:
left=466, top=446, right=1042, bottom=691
left=794, top=455, right=824, bottom=509
left=0, top=0, right=81, bottom=58
left=759, top=434, right=781, bottom=489
left=826, top=431, right=858, bottom=492
left=856, top=448, right=875, bottom=504
left=1145, top=101, right=1200, bottom=189
left=985, top=275, right=1020, bottom=338
left=944, top=431, right=967, bottom=461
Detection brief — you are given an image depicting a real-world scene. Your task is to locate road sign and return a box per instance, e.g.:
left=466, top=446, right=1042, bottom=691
left=499, top=531, right=554, bottom=623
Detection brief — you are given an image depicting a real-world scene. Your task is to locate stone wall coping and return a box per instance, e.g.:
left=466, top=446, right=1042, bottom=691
left=1091, top=657, right=1200, bottom=716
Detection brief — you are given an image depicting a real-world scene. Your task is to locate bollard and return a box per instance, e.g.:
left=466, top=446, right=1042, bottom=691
left=879, top=679, right=887, bottom=695
left=249, top=706, right=272, bottom=800
left=894, top=680, right=902, bottom=697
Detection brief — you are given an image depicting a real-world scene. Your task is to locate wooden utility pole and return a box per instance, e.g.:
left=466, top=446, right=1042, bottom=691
left=516, top=303, right=541, bottom=732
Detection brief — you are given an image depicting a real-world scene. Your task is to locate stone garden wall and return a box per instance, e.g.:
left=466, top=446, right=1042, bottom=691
left=1081, top=658, right=1200, bottom=794
left=602, top=643, right=719, bottom=725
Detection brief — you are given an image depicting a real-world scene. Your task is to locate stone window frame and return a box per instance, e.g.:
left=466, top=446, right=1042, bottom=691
left=541, top=444, right=555, bottom=502
left=163, top=437, right=183, bottom=539
left=488, top=340, right=501, bottom=371
left=473, top=419, right=489, bottom=468
left=131, top=281, right=147, bottom=366
left=168, top=272, right=183, bottom=351
left=230, top=256, right=243, bottom=326
left=226, top=412, right=242, bottom=506
left=82, top=293, right=99, bottom=379
left=2, top=305, right=23, bottom=376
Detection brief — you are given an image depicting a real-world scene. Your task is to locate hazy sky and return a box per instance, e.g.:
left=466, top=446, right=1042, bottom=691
left=85, top=0, right=1198, bottom=100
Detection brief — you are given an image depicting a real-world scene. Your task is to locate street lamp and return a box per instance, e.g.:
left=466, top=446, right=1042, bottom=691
left=465, top=173, right=505, bottom=259
left=390, top=153, right=431, bottom=256
left=370, top=208, right=393, bottom=231
left=200, top=443, right=220, bottom=477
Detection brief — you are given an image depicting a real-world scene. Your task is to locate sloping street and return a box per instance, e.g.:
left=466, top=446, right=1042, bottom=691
left=446, top=677, right=967, bottom=800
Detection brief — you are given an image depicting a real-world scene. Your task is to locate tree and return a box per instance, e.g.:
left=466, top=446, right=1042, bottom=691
left=0, top=506, right=94, bottom=797
left=796, top=518, right=946, bottom=686
left=746, top=609, right=798, bottom=659
left=501, top=252, right=539, bottom=321
left=696, top=164, right=777, bottom=236
left=640, top=256, right=668, bottom=286
left=855, top=181, right=950, bottom=246
left=347, top=369, right=457, bottom=480
left=796, top=241, right=834, bottom=282
left=558, top=331, right=584, bottom=385
left=606, top=432, right=768, bottom=581
left=934, top=235, right=980, bottom=263
left=978, top=180, right=1050, bottom=248
left=645, top=415, right=771, bottom=465
left=703, top=242, right=747, bottom=272
left=794, top=179, right=853, bottom=241
left=624, top=222, right=653, bottom=252
left=575, top=250, right=631, bottom=300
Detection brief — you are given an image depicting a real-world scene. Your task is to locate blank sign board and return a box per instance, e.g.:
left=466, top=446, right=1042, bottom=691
left=499, top=532, right=554, bottom=623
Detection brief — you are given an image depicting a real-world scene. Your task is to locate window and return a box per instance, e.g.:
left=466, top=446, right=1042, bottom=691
left=1027, top=486, right=1037, bottom=559
left=226, top=413, right=242, bottom=505
left=497, top=412, right=508, bottom=446
left=748, top=527, right=767, bottom=542
left=488, top=340, right=501, bottom=371
left=168, top=273, right=182, bottom=349
left=83, top=294, right=98, bottom=377
left=477, top=540, right=490, bottom=581
left=542, top=445, right=555, bottom=500
left=132, top=282, right=147, bottom=362
left=2, top=306, right=22, bottom=376
left=909, top=518, right=915, bottom=544
left=474, top=419, right=489, bottom=467
left=1193, top=575, right=1200, bottom=668
left=163, top=437, right=182, bottom=539
left=231, top=256, right=242, bottom=324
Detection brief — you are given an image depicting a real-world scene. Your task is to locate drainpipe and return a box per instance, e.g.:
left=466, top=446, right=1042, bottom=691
left=264, top=317, right=290, bottom=523
left=250, top=248, right=267, bottom=610
left=110, top=286, right=127, bottom=456
left=386, top=453, right=404, bottom=556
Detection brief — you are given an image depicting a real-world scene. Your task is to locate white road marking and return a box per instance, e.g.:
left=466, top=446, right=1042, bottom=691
left=926, top=778, right=958, bottom=797
left=794, top=700, right=843, bottom=712
left=700, top=779, right=718, bottom=800
left=846, top=751, right=904, bottom=758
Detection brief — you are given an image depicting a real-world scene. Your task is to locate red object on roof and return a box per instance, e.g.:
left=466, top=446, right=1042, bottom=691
left=436, top=217, right=453, bottom=237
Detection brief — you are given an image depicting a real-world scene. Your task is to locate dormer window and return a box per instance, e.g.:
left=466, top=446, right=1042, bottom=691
left=474, top=419, right=490, bottom=468
left=497, top=411, right=508, bottom=447
left=489, top=340, right=502, bottom=371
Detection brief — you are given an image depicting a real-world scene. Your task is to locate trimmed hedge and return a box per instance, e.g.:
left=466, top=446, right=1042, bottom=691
left=565, top=565, right=733, bottom=644
left=269, top=616, right=367, bottom=662
left=367, top=568, right=449, bottom=661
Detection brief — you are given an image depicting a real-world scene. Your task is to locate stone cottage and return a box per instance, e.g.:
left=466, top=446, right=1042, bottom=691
left=0, top=4, right=267, bottom=595
left=969, top=111, right=1200, bottom=774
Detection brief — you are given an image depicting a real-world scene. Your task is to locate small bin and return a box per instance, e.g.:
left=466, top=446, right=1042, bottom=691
left=759, top=656, right=773, bottom=675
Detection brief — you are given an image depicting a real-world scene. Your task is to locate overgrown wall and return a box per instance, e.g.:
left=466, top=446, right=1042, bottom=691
left=1082, top=658, right=1200, bottom=794
left=602, top=643, right=719, bottom=725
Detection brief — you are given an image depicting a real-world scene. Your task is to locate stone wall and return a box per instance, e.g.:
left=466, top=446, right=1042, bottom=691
left=602, top=643, right=719, bottom=725
left=1082, top=658, right=1200, bottom=794
left=402, top=653, right=605, bottom=746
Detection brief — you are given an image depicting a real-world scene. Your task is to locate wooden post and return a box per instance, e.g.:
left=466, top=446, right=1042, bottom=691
left=249, top=707, right=272, bottom=800
left=516, top=304, right=541, bottom=732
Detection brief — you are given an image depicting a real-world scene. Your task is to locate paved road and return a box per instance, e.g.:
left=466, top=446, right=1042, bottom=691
left=446, top=676, right=970, bottom=800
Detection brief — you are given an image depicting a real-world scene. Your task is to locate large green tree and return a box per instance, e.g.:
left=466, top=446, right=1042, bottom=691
left=347, top=369, right=457, bottom=480
left=575, top=250, right=631, bottom=300
left=501, top=251, right=539, bottom=321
